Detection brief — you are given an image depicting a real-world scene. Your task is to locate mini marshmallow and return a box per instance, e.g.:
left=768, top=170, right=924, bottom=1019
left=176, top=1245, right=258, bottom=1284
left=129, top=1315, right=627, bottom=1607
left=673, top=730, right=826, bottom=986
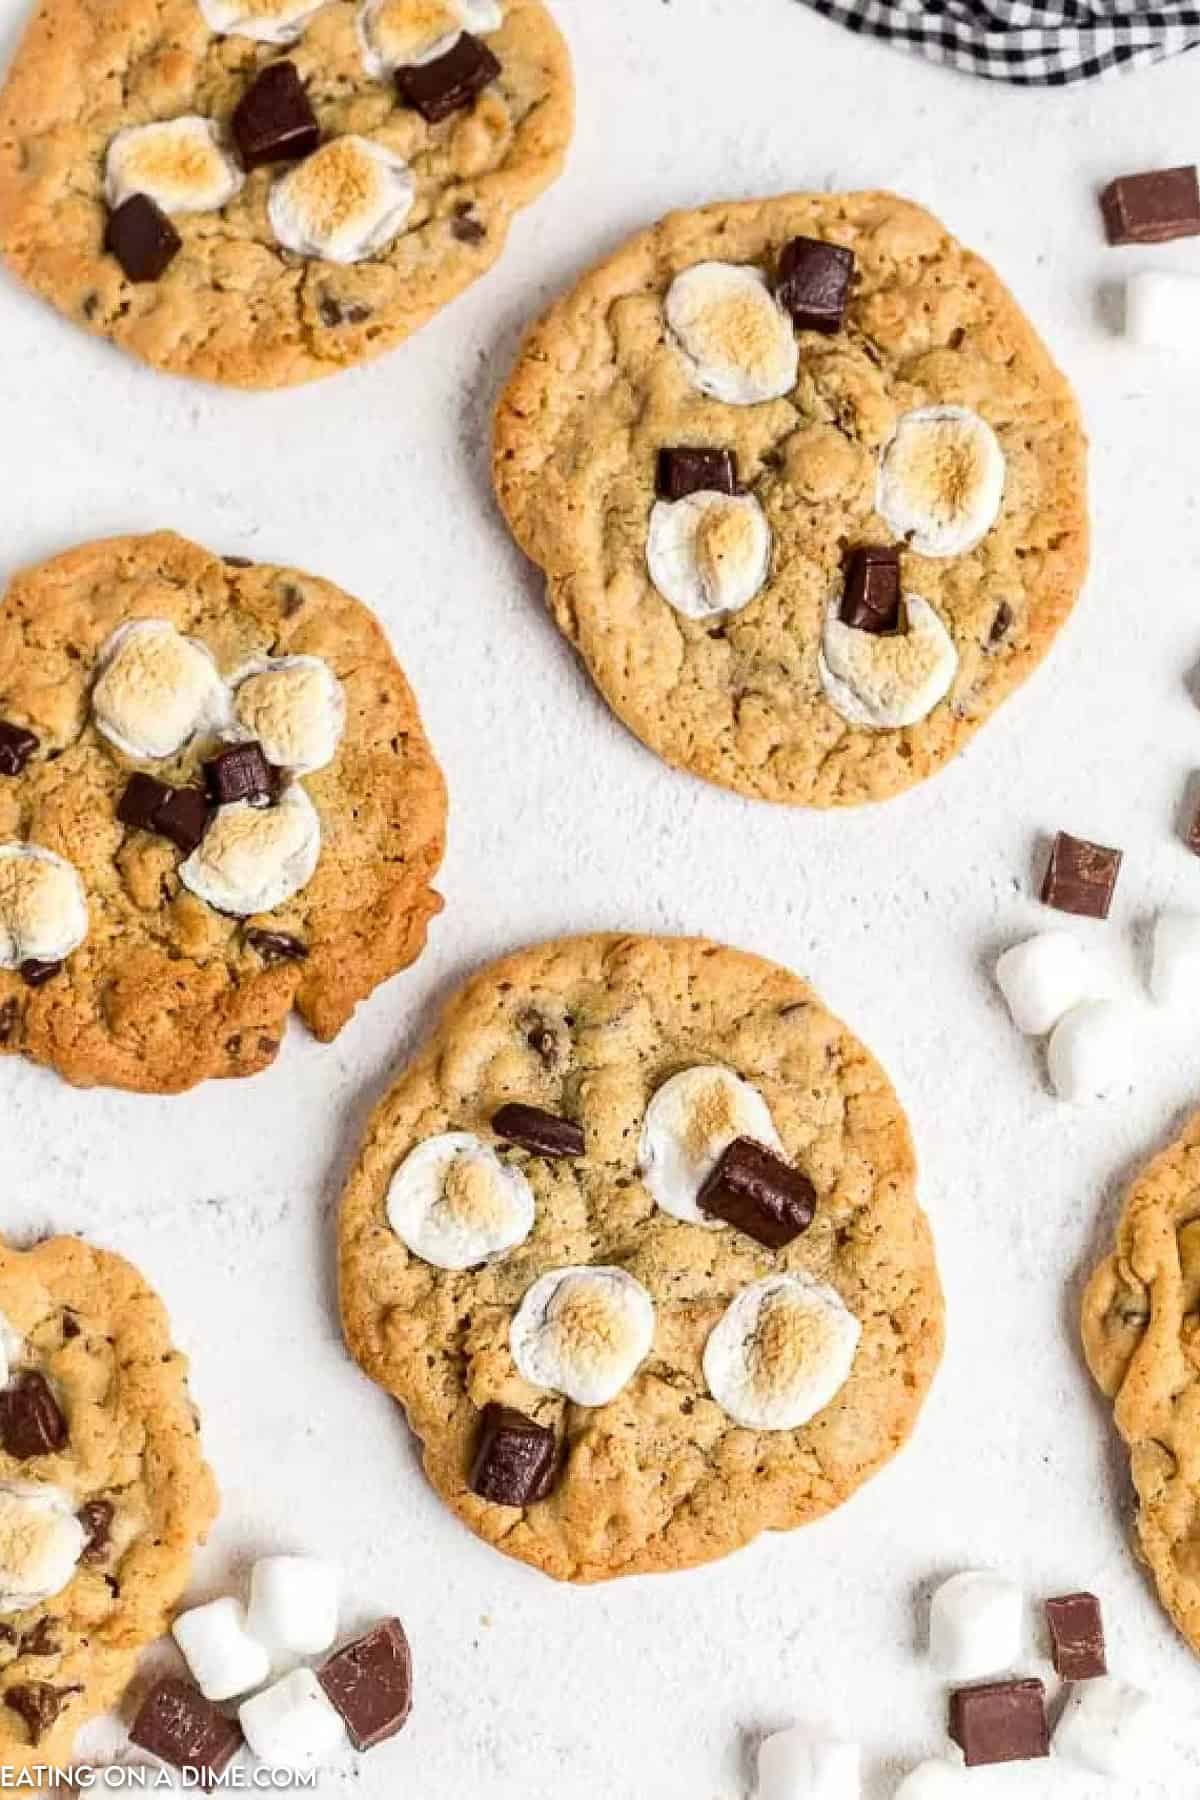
left=928, top=1570, right=1023, bottom=1681
left=757, top=1725, right=860, bottom=1800
left=0, top=1482, right=87, bottom=1613
left=818, top=594, right=957, bottom=730
left=105, top=118, right=244, bottom=215
left=639, top=1065, right=782, bottom=1227
left=876, top=406, right=1005, bottom=558
left=0, top=845, right=89, bottom=969
left=703, top=1273, right=860, bottom=1431
left=198, top=0, right=328, bottom=43
left=510, top=1267, right=655, bottom=1406
left=92, top=620, right=229, bottom=761
left=1124, top=271, right=1200, bottom=352
left=646, top=493, right=771, bottom=621
left=179, top=784, right=321, bottom=917
left=230, top=656, right=345, bottom=775
left=893, top=1763, right=969, bottom=1800
left=1053, top=1676, right=1161, bottom=1778
left=1150, top=909, right=1200, bottom=1005
left=269, top=136, right=415, bottom=266
left=238, top=1667, right=347, bottom=1769
left=387, top=1132, right=535, bottom=1270
left=665, top=263, right=799, bottom=405
left=172, top=1596, right=271, bottom=1702
left=246, top=1556, right=339, bottom=1659
left=356, top=0, right=501, bottom=76
left=994, top=932, right=1094, bottom=1035
left=1047, top=1000, right=1136, bottom=1103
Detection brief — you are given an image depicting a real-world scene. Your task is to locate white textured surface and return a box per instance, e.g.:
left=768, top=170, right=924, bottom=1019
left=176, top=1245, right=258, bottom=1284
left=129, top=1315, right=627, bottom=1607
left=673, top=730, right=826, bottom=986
left=4, top=0, right=1200, bottom=1793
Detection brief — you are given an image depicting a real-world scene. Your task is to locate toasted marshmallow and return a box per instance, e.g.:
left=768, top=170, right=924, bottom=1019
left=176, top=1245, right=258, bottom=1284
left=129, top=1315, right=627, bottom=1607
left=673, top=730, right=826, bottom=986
left=356, top=0, right=501, bottom=76
left=180, top=784, right=320, bottom=916
left=876, top=406, right=1005, bottom=559
left=197, top=0, right=329, bottom=43
left=0, top=1482, right=87, bottom=1614
left=92, top=621, right=229, bottom=761
left=386, top=1131, right=535, bottom=1270
left=105, top=118, right=244, bottom=216
left=510, top=1267, right=655, bottom=1406
left=0, top=1316, right=21, bottom=1389
left=639, top=1066, right=782, bottom=1227
left=819, top=593, right=957, bottom=730
left=703, top=1273, right=860, bottom=1431
left=269, top=136, right=415, bottom=265
left=231, top=657, right=345, bottom=775
left=665, top=263, right=799, bottom=405
left=646, top=493, right=771, bottom=621
left=0, top=845, right=89, bottom=970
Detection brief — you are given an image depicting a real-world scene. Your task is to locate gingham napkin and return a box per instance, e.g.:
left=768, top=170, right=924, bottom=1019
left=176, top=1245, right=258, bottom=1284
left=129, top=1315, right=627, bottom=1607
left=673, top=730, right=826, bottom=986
left=797, top=0, right=1200, bottom=84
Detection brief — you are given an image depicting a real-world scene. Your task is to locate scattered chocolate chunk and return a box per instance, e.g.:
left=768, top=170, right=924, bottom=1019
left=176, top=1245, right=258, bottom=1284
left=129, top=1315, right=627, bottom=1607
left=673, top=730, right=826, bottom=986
left=776, top=236, right=855, bottom=332
left=5, top=1681, right=80, bottom=1744
left=396, top=32, right=500, bottom=123
left=451, top=209, right=486, bottom=243
left=1045, top=1592, right=1107, bottom=1680
left=117, top=772, right=169, bottom=832
left=492, top=1102, right=584, bottom=1158
left=1041, top=831, right=1123, bottom=920
left=950, top=1679, right=1048, bottom=1767
left=840, top=546, right=901, bottom=634
left=20, top=961, right=61, bottom=989
left=318, top=1618, right=413, bottom=1751
left=204, top=742, right=274, bottom=807
left=130, top=1678, right=244, bottom=1779
left=697, top=1136, right=816, bottom=1248
left=1101, top=166, right=1200, bottom=245
left=656, top=447, right=738, bottom=502
left=245, top=928, right=308, bottom=962
left=78, top=1499, right=115, bottom=1564
left=0, top=721, right=37, bottom=777
left=105, top=194, right=182, bottom=283
left=19, top=1620, right=60, bottom=1659
left=118, top=774, right=211, bottom=853
left=232, top=60, right=319, bottom=170
left=318, top=295, right=371, bottom=327
left=0, top=1371, right=69, bottom=1458
left=989, top=600, right=1014, bottom=645
left=469, top=1403, right=556, bottom=1506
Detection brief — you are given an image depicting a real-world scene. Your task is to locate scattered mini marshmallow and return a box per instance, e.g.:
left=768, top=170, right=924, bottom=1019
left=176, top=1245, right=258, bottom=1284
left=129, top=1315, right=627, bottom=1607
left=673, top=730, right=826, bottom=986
left=269, top=136, right=415, bottom=265
left=0, top=1482, right=87, bottom=1612
left=239, top=1667, right=348, bottom=1769
left=356, top=0, right=501, bottom=76
left=664, top=263, right=799, bottom=404
left=92, top=620, right=229, bottom=760
left=639, top=1065, right=782, bottom=1226
left=1124, top=271, right=1200, bottom=352
left=510, top=1267, right=655, bottom=1406
left=1150, top=909, right=1200, bottom=1005
left=179, top=783, right=321, bottom=916
left=1046, top=1000, right=1136, bottom=1103
left=757, top=1724, right=860, bottom=1800
left=875, top=406, right=1005, bottom=558
left=928, top=1571, right=1023, bottom=1682
left=247, top=1556, right=339, bottom=1660
left=893, top=1763, right=969, bottom=1799
left=994, top=932, right=1094, bottom=1036
left=703, top=1273, right=860, bottom=1431
left=173, top=1596, right=272, bottom=1702
left=818, top=593, right=957, bottom=729
left=386, top=1132, right=535, bottom=1270
left=230, top=656, right=345, bottom=775
left=1053, top=1676, right=1162, bottom=1778
left=0, top=844, right=89, bottom=969
left=105, top=118, right=245, bottom=215
left=646, top=492, right=771, bottom=620
left=197, top=0, right=327, bottom=43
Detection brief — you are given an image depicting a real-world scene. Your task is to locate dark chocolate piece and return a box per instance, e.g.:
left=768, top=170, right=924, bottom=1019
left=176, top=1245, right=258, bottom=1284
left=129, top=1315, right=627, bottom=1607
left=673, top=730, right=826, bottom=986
left=118, top=774, right=210, bottom=853
left=78, top=1499, right=115, bottom=1564
left=492, top=1103, right=584, bottom=1158
left=0, top=722, right=37, bottom=777
left=318, top=295, right=370, bottom=327
left=19, top=1619, right=60, bottom=1659
left=232, top=61, right=319, bottom=169
left=840, top=546, right=901, bottom=634
left=204, top=742, right=273, bottom=807
left=776, top=236, right=855, bottom=332
left=1101, top=166, right=1200, bottom=245
left=245, top=929, right=308, bottom=962
left=469, top=1403, right=556, bottom=1506
left=117, top=772, right=169, bottom=832
left=129, top=1678, right=244, bottom=1779
left=656, top=447, right=738, bottom=502
left=451, top=209, right=486, bottom=243
left=223, top=556, right=254, bottom=569
left=105, top=195, right=182, bottom=283
left=5, top=1682, right=80, bottom=1745
left=1041, top=831, right=1123, bottom=920
left=60, top=1313, right=80, bottom=1341
left=396, top=32, right=500, bottom=123
left=20, top=961, right=61, bottom=989
left=697, top=1136, right=816, bottom=1248
left=989, top=600, right=1014, bottom=645
left=0, top=1371, right=68, bottom=1458
left=1045, top=1592, right=1106, bottom=1681
left=318, top=1618, right=413, bottom=1751
left=949, top=1679, right=1049, bottom=1768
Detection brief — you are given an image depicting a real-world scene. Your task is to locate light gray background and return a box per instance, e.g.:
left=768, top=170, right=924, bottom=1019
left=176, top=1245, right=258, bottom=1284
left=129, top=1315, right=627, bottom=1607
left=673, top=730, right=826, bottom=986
left=3, top=0, right=1200, bottom=1792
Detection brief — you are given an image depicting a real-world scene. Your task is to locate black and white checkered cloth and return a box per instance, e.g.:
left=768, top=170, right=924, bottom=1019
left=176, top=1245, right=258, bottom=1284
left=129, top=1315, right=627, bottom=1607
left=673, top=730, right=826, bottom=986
left=797, top=0, right=1200, bottom=84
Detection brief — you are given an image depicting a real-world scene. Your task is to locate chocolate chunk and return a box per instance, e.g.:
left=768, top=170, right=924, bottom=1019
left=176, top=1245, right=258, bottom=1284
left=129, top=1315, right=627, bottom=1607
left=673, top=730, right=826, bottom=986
left=0, top=722, right=37, bottom=777
left=318, top=295, right=371, bottom=327
left=989, top=600, right=1014, bottom=645
left=245, top=928, right=308, bottom=962
left=949, top=1679, right=1048, bottom=1767
left=105, top=194, right=182, bottom=283
left=60, top=1312, right=80, bottom=1342
left=318, top=1618, right=413, bottom=1751
left=20, top=961, right=61, bottom=989
left=232, top=61, right=319, bottom=170
left=1101, top=166, right=1200, bottom=245
left=469, top=1403, right=556, bottom=1506
left=492, top=1102, right=584, bottom=1158
left=1041, top=831, right=1122, bottom=920
left=656, top=447, right=738, bottom=502
left=204, top=742, right=274, bottom=806
left=5, top=1681, right=80, bottom=1744
left=396, top=32, right=500, bottom=123
left=117, top=772, right=170, bottom=831
left=697, top=1136, right=816, bottom=1248
left=776, top=236, right=855, bottom=332
left=19, top=1619, right=60, bottom=1659
left=840, top=546, right=901, bottom=634
left=78, top=1499, right=115, bottom=1564
left=223, top=555, right=254, bottom=569
left=0, top=1624, right=14, bottom=1645
left=1045, top=1592, right=1106, bottom=1680
left=119, top=773, right=211, bottom=853
left=0, top=1371, right=68, bottom=1459
left=451, top=209, right=486, bottom=243
left=130, top=1678, right=244, bottom=1778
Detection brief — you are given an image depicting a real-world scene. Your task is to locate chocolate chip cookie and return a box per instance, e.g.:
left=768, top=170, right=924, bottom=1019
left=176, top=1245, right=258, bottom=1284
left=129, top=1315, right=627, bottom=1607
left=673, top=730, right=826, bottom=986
left=0, top=531, right=446, bottom=1092
left=493, top=191, right=1089, bottom=807
left=0, top=0, right=573, bottom=387
left=338, top=934, right=944, bottom=1582
left=0, top=1235, right=217, bottom=1773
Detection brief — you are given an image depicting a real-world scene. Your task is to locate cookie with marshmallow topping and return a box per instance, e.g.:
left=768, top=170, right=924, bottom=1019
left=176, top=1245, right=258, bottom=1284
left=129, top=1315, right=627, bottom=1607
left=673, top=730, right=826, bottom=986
left=494, top=190, right=1088, bottom=806
left=339, top=933, right=942, bottom=1582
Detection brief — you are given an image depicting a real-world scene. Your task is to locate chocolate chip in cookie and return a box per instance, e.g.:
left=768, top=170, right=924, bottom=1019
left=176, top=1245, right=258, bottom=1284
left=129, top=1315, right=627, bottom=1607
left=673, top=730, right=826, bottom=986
left=245, top=928, right=308, bottom=963
left=396, top=33, right=501, bottom=123
left=78, top=1499, right=115, bottom=1564
left=130, top=1678, right=243, bottom=1778
left=19, top=1620, right=61, bottom=1659
left=776, top=236, right=855, bottom=333
left=317, top=1618, right=413, bottom=1751
left=0, top=1371, right=68, bottom=1458
left=0, top=721, right=37, bottom=777
left=118, top=774, right=211, bottom=854
left=204, top=743, right=274, bottom=807
left=20, top=961, right=62, bottom=989
left=656, top=447, right=738, bottom=502
left=492, top=1103, right=584, bottom=1158
left=840, top=546, right=901, bottom=635
left=232, top=62, right=320, bottom=171
left=5, top=1681, right=81, bottom=1744
left=469, top=1403, right=557, bottom=1506
left=697, top=1137, right=816, bottom=1248
left=104, top=194, right=181, bottom=283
